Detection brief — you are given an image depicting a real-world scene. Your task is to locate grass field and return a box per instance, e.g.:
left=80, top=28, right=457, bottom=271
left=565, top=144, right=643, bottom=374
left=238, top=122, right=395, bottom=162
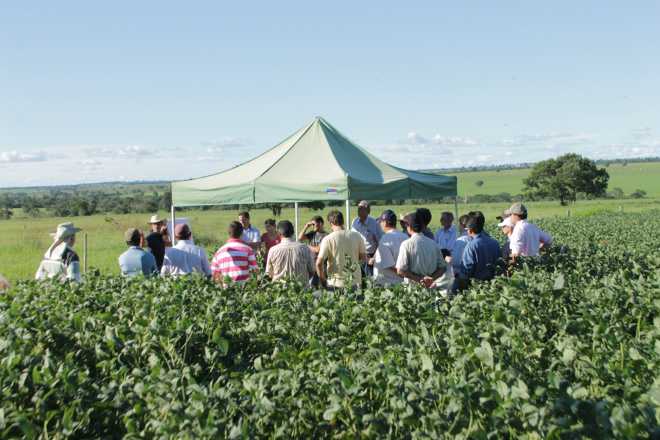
left=448, top=162, right=660, bottom=199
left=2, top=198, right=659, bottom=285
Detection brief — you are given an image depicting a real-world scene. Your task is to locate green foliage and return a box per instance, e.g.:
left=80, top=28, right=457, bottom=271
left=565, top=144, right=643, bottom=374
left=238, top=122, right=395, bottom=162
left=630, top=189, right=647, bottom=199
left=523, top=153, right=610, bottom=206
left=1, top=211, right=660, bottom=438
left=474, top=180, right=484, bottom=187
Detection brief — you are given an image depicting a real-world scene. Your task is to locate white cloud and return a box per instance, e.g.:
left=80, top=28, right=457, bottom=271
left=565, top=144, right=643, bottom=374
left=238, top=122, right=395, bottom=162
left=119, top=145, right=153, bottom=156
left=83, top=147, right=115, bottom=157
left=0, top=151, right=47, bottom=162
left=82, top=159, right=101, bottom=165
left=203, top=137, right=250, bottom=153
left=397, top=132, right=478, bottom=147
left=631, top=127, right=651, bottom=139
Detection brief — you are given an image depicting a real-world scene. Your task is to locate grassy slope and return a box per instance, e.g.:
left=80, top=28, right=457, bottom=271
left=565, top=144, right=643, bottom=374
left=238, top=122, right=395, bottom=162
left=448, top=162, right=660, bottom=198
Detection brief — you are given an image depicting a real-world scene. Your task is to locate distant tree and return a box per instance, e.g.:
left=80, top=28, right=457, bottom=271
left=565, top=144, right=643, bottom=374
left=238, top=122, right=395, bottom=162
left=475, top=180, right=484, bottom=187
left=265, top=203, right=283, bottom=216
left=0, top=208, right=12, bottom=219
left=522, top=153, right=609, bottom=206
left=300, top=201, right=326, bottom=211
left=629, top=189, right=646, bottom=199
left=611, top=187, right=624, bottom=199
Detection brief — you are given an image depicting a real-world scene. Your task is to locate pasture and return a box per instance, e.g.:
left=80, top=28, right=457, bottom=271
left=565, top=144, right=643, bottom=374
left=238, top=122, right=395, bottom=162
left=1, top=210, right=659, bottom=438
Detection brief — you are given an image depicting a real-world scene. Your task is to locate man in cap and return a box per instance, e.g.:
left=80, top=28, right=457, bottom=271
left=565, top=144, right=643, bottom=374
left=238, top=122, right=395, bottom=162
left=318, top=210, right=367, bottom=293
left=396, top=212, right=446, bottom=290
left=399, top=213, right=411, bottom=237
left=351, top=200, right=383, bottom=279
left=267, top=220, right=315, bottom=283
left=118, top=228, right=158, bottom=278
left=449, top=214, right=472, bottom=294
left=458, top=214, right=503, bottom=291
left=212, top=221, right=259, bottom=285
left=142, top=214, right=168, bottom=271
left=373, top=210, right=408, bottom=287
left=161, top=223, right=212, bottom=278
left=497, top=216, right=514, bottom=260
left=505, top=203, right=553, bottom=260
left=35, top=222, right=83, bottom=282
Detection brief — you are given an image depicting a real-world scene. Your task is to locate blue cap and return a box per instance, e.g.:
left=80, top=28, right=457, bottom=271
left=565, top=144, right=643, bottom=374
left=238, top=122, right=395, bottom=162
left=377, top=210, right=397, bottom=224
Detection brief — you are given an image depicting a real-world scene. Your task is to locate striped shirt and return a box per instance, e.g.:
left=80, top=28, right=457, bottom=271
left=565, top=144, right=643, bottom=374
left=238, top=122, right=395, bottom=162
left=212, top=239, right=258, bottom=284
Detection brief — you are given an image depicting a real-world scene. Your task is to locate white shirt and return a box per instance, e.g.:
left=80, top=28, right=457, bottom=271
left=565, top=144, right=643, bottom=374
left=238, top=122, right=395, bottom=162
left=509, top=219, right=553, bottom=257
left=373, top=229, right=409, bottom=286
left=434, top=225, right=457, bottom=252
left=242, top=225, right=261, bottom=244
left=161, top=239, right=212, bottom=277
left=450, top=232, right=472, bottom=271
left=351, top=216, right=383, bottom=254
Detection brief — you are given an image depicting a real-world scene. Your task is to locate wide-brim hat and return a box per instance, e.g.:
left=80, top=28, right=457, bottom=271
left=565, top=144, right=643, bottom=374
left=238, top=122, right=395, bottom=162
left=147, top=215, right=163, bottom=224
left=49, top=222, right=83, bottom=239
left=503, top=203, right=527, bottom=216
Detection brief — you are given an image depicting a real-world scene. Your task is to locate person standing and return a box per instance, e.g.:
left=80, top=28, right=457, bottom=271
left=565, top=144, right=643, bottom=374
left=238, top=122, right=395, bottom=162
left=238, top=211, right=261, bottom=252
left=35, top=222, right=83, bottom=282
left=415, top=208, right=436, bottom=240
left=261, top=218, right=281, bottom=269
left=161, top=224, right=212, bottom=279
left=267, top=220, right=315, bottom=283
left=395, top=213, right=446, bottom=290
left=318, top=210, right=367, bottom=293
left=351, top=200, right=383, bottom=279
left=212, top=221, right=259, bottom=285
left=141, top=215, right=167, bottom=271
left=373, top=210, right=408, bottom=287
left=506, top=203, right=553, bottom=260
left=458, top=214, right=503, bottom=291
left=298, top=215, right=329, bottom=288
left=497, top=217, right=514, bottom=260
left=434, top=211, right=457, bottom=253
left=118, top=228, right=158, bottom=278
left=449, top=215, right=472, bottom=294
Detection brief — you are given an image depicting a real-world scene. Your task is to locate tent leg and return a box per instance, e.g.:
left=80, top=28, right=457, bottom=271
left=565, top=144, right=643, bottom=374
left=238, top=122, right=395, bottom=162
left=345, top=200, right=350, bottom=226
left=454, top=197, right=459, bottom=238
left=171, top=205, right=176, bottom=246
left=294, top=202, right=299, bottom=242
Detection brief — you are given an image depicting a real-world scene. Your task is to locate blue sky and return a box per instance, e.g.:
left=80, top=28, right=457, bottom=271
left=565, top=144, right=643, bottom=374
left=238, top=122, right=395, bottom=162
left=1, top=1, right=658, bottom=187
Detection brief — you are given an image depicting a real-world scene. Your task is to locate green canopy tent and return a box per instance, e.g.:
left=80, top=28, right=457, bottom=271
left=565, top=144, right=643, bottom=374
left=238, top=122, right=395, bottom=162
left=170, top=117, right=457, bottom=239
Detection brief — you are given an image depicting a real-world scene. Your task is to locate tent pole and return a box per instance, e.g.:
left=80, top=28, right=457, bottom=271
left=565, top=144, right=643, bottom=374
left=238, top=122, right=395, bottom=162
left=171, top=205, right=176, bottom=246
left=294, top=202, right=299, bottom=242
left=454, top=196, right=459, bottom=238
left=345, top=200, right=350, bottom=227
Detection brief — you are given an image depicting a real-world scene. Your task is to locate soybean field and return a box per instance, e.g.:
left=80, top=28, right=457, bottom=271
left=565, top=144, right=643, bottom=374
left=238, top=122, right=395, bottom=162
left=1, top=211, right=659, bottom=438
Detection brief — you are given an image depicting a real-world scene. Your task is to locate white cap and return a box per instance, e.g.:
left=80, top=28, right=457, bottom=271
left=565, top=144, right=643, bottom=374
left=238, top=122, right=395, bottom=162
left=497, top=217, right=513, bottom=227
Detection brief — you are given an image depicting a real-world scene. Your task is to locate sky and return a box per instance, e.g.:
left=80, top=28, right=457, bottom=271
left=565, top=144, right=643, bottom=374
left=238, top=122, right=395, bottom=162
left=1, top=1, right=658, bottom=188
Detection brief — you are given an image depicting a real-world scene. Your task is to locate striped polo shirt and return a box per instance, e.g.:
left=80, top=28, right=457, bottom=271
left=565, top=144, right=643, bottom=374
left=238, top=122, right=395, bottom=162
left=211, top=239, right=258, bottom=284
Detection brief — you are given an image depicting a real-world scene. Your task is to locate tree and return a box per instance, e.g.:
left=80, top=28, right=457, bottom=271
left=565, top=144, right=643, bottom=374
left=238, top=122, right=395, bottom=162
left=630, top=189, right=646, bottom=199
left=611, top=187, right=624, bottom=199
left=522, top=153, right=609, bottom=206
left=475, top=180, right=484, bottom=187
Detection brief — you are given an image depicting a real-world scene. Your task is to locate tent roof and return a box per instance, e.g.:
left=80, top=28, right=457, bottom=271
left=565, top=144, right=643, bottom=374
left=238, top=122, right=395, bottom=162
left=171, top=117, right=456, bottom=207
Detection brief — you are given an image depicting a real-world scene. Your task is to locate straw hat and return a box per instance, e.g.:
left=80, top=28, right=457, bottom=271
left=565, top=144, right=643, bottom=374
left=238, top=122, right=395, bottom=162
left=147, top=215, right=163, bottom=224
left=49, top=222, right=83, bottom=240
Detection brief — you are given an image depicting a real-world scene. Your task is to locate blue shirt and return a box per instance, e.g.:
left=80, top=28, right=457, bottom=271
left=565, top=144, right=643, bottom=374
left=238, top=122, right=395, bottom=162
left=459, top=232, right=502, bottom=281
left=119, top=246, right=159, bottom=278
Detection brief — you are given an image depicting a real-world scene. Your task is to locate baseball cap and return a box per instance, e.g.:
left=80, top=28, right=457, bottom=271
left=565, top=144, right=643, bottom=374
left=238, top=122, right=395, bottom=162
left=497, top=218, right=513, bottom=227
left=175, top=223, right=191, bottom=238
left=503, top=203, right=527, bottom=216
left=377, top=210, right=397, bottom=224
left=125, top=228, right=141, bottom=242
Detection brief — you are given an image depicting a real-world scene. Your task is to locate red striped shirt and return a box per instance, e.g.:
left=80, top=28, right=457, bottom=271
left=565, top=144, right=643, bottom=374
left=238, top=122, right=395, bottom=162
left=211, top=239, right=258, bottom=284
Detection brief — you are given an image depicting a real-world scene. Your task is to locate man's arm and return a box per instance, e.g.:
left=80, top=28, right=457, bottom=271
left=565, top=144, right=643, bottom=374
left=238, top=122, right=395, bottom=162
left=298, top=223, right=313, bottom=242
left=242, top=240, right=261, bottom=250
left=316, top=257, right=326, bottom=288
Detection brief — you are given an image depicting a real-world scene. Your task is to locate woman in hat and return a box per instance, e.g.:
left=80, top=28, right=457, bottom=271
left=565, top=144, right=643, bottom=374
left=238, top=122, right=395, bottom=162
left=35, top=222, right=83, bottom=282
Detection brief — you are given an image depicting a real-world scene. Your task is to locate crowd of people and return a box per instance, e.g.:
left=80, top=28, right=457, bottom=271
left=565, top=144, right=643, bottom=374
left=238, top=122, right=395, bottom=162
left=34, top=202, right=554, bottom=296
